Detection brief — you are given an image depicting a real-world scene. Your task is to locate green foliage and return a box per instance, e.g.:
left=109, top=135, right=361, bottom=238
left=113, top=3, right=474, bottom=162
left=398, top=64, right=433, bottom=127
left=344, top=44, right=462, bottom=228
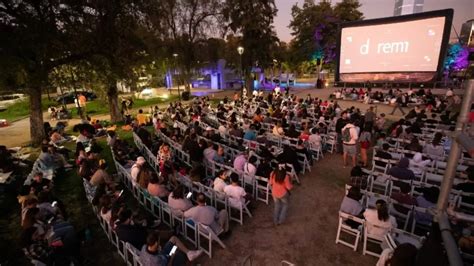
left=289, top=0, right=363, bottom=72
left=223, top=0, right=279, bottom=71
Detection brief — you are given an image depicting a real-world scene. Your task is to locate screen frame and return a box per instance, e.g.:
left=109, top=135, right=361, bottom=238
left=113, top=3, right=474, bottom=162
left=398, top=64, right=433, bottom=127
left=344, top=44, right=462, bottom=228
left=335, top=9, right=453, bottom=83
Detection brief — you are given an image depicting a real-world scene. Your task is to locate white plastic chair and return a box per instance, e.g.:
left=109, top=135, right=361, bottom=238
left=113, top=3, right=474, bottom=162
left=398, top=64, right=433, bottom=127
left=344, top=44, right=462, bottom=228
left=255, top=175, right=270, bottom=205
left=198, top=223, right=227, bottom=258
left=335, top=211, right=365, bottom=251
left=362, top=223, right=391, bottom=257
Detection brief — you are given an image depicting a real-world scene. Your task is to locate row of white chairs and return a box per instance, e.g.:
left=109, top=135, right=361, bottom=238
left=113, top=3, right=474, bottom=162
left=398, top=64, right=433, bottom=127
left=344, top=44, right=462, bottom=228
left=112, top=143, right=229, bottom=258
left=82, top=179, right=143, bottom=266
left=134, top=131, right=260, bottom=224
left=336, top=211, right=424, bottom=257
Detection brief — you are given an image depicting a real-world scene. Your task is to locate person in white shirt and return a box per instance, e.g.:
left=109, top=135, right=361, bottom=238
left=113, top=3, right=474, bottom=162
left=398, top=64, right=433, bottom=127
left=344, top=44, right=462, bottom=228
left=168, top=185, right=193, bottom=217
left=213, top=170, right=228, bottom=193
left=233, top=153, right=248, bottom=172
left=243, top=156, right=257, bottom=184
left=224, top=173, right=247, bottom=208
left=308, top=128, right=322, bottom=149
left=131, top=156, right=146, bottom=185
left=203, top=142, right=217, bottom=162
left=363, top=200, right=397, bottom=238
left=341, top=121, right=359, bottom=167
left=409, top=152, right=431, bottom=175
left=272, top=122, right=284, bottom=136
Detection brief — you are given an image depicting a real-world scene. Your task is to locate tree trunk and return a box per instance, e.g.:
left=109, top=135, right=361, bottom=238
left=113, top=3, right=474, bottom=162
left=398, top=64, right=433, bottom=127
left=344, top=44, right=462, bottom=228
left=29, top=87, right=45, bottom=146
left=107, top=81, right=122, bottom=123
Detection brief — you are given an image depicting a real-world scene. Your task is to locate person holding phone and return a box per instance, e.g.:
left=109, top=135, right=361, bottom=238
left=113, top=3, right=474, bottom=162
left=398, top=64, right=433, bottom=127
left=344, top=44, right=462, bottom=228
left=139, top=232, right=202, bottom=266
left=168, top=185, right=193, bottom=217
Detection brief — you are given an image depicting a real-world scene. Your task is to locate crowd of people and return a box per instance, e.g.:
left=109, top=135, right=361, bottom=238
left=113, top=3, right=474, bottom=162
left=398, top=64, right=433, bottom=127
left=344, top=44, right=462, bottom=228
left=332, top=88, right=474, bottom=265
left=331, top=87, right=461, bottom=115
left=13, top=83, right=474, bottom=265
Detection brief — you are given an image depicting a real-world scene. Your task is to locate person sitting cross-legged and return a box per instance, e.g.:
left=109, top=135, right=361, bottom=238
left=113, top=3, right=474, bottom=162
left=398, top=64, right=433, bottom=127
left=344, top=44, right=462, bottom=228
left=184, top=193, right=229, bottom=235
left=139, top=232, right=203, bottom=266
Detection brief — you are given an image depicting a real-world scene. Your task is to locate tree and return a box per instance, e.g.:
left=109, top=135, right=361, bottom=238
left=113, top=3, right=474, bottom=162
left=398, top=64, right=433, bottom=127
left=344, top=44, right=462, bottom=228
left=0, top=0, right=95, bottom=145
left=82, top=0, right=155, bottom=123
left=289, top=0, right=363, bottom=75
left=223, top=0, right=279, bottom=90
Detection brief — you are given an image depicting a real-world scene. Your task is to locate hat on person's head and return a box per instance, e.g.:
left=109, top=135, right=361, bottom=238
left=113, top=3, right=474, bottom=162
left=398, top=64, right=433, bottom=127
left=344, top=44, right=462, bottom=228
left=206, top=126, right=213, bottom=131
left=137, top=156, right=146, bottom=165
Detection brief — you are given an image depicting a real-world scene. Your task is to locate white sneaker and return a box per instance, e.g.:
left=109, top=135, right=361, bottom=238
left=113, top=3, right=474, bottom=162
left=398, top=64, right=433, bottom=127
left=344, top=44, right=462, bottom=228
left=186, top=250, right=203, bottom=261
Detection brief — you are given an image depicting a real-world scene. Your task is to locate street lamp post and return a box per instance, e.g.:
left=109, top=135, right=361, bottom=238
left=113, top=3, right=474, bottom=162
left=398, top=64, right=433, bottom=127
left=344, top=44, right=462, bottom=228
left=237, top=46, right=244, bottom=102
left=173, top=53, right=180, bottom=101
left=272, top=59, right=278, bottom=87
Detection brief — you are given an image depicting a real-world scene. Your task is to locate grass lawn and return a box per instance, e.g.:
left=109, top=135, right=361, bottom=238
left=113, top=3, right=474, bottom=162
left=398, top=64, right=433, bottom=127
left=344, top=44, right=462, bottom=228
left=0, top=98, right=57, bottom=122
left=72, top=95, right=180, bottom=119
left=0, top=127, right=148, bottom=265
left=0, top=94, right=181, bottom=122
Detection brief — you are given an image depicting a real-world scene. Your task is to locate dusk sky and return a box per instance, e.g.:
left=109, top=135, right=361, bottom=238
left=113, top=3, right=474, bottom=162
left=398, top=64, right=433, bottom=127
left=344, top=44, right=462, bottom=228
left=274, top=0, right=474, bottom=43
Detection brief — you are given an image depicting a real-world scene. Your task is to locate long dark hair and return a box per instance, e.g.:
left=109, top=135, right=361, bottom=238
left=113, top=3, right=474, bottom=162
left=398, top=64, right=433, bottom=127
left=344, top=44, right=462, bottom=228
left=172, top=185, right=185, bottom=200
left=376, top=200, right=389, bottom=222
left=273, top=164, right=287, bottom=184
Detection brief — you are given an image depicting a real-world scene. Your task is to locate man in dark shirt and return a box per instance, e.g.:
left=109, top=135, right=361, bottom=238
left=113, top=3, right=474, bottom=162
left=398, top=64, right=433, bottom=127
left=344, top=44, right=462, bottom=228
left=364, top=107, right=375, bottom=131
left=30, top=172, right=52, bottom=195
left=387, top=157, right=415, bottom=181
left=454, top=167, right=474, bottom=205
left=136, top=125, right=152, bottom=148
left=183, top=133, right=203, bottom=165
left=374, top=144, right=392, bottom=167
left=115, top=209, right=148, bottom=250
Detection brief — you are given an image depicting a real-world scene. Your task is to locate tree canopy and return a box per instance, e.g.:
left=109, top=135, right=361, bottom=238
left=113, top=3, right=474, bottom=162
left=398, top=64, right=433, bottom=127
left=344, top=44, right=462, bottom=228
left=289, top=0, right=363, bottom=69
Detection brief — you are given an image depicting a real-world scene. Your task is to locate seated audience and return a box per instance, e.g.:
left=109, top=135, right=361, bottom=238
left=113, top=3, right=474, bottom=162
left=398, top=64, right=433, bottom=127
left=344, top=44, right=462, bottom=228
left=131, top=157, right=146, bottom=184
left=224, top=173, right=247, bottom=208
left=387, top=157, right=415, bottom=181
left=115, top=209, right=148, bottom=250
left=363, top=200, right=397, bottom=238
left=30, top=172, right=52, bottom=195
left=139, top=232, right=202, bottom=265
left=415, top=186, right=439, bottom=225
left=147, top=174, right=170, bottom=199
left=184, top=193, right=229, bottom=235
left=168, top=185, right=193, bottom=216
left=340, top=186, right=364, bottom=218
left=213, top=170, right=228, bottom=193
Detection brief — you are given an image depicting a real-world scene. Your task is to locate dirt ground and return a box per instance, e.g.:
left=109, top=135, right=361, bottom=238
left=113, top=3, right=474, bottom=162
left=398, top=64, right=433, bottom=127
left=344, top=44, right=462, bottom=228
left=195, top=154, right=376, bottom=266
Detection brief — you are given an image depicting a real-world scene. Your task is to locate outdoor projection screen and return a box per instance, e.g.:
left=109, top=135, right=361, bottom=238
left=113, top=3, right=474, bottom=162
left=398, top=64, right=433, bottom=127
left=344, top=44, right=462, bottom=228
left=336, top=9, right=453, bottom=83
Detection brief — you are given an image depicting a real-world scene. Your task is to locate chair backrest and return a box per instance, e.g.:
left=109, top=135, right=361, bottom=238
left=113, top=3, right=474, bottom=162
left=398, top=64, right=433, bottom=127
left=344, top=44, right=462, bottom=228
left=339, top=211, right=364, bottom=225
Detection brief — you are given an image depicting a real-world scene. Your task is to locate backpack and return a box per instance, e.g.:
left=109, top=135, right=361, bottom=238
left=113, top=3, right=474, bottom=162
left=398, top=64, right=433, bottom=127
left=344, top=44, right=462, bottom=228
left=342, top=126, right=352, bottom=142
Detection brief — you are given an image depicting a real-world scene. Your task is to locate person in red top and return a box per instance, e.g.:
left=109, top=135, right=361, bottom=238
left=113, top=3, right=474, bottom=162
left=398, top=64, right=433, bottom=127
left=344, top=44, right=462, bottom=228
left=269, top=164, right=293, bottom=225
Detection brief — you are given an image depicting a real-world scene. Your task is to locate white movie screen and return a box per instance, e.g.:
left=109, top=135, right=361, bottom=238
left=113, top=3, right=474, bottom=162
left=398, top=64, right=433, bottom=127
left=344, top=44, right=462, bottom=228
left=338, top=16, right=448, bottom=82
